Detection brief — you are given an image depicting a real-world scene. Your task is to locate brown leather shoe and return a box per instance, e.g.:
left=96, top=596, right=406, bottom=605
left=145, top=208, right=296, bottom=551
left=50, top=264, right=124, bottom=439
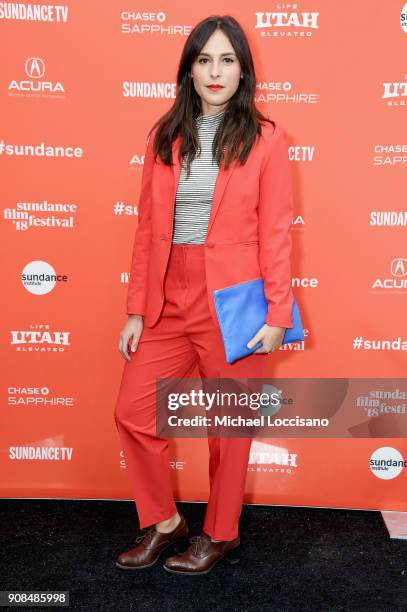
left=163, top=531, right=241, bottom=575
left=115, top=514, right=189, bottom=570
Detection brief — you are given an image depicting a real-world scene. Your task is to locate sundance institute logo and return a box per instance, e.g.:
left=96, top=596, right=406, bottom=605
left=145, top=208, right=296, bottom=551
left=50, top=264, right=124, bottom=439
left=401, top=3, right=407, bottom=34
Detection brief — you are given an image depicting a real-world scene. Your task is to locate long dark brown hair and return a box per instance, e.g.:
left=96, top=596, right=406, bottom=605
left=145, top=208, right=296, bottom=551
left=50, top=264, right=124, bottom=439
left=148, top=14, right=275, bottom=176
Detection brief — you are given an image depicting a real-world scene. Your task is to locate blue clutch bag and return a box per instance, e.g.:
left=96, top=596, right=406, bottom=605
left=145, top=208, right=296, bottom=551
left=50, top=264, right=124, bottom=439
left=213, top=278, right=304, bottom=364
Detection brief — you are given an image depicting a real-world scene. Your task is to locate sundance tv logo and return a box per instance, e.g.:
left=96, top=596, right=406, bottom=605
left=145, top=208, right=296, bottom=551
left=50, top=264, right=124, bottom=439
left=0, top=3, right=69, bottom=22
left=8, top=57, right=65, bottom=97
left=9, top=446, right=73, bottom=461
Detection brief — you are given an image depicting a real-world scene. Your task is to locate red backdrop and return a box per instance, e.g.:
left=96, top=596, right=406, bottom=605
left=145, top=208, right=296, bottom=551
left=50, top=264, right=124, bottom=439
left=1, top=1, right=406, bottom=512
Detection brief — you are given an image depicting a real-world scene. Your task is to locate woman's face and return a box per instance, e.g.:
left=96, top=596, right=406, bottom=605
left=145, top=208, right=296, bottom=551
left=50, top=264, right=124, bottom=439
left=190, top=28, right=242, bottom=116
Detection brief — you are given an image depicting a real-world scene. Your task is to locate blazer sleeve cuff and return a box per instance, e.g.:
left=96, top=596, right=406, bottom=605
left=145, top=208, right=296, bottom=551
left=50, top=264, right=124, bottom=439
left=265, top=305, right=294, bottom=329
left=126, top=296, right=146, bottom=317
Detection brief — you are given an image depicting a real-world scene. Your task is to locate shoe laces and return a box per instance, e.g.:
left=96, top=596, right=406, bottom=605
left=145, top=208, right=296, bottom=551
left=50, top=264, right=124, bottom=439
left=134, top=526, right=155, bottom=546
left=189, top=534, right=210, bottom=557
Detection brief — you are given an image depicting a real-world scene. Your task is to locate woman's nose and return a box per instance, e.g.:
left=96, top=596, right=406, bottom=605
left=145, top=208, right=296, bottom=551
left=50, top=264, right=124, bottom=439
left=209, top=62, right=221, bottom=78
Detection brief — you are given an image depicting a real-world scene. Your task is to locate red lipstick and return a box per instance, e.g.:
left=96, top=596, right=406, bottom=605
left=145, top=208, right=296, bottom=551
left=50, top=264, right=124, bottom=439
left=207, top=85, right=224, bottom=90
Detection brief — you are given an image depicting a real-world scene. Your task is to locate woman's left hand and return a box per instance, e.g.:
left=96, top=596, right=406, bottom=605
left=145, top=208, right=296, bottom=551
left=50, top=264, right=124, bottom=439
left=246, top=324, right=286, bottom=354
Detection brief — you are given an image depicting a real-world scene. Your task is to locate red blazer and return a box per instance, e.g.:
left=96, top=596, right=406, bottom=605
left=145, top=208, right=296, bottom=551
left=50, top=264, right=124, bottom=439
left=126, top=119, right=294, bottom=330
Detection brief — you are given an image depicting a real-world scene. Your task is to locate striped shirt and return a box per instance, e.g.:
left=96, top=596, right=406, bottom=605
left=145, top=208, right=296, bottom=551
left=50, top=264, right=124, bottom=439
left=172, top=109, right=225, bottom=244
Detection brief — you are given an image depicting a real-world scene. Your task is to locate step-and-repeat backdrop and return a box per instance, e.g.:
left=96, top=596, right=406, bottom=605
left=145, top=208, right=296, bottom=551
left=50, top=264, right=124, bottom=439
left=2, top=2, right=406, bottom=512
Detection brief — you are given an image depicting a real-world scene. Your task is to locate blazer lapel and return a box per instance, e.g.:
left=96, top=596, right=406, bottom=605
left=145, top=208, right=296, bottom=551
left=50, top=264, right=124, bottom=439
left=171, top=134, right=238, bottom=237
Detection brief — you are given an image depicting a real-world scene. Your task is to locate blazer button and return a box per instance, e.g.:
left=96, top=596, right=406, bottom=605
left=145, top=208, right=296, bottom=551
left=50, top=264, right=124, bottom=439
left=160, top=234, right=167, bottom=241
left=206, top=241, right=214, bottom=248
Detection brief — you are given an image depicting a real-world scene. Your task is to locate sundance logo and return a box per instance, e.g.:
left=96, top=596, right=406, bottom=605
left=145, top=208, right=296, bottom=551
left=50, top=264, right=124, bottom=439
left=372, top=257, right=407, bottom=290
left=123, top=81, right=176, bottom=98
left=255, top=8, right=319, bottom=37
left=21, top=260, right=68, bottom=295
left=8, top=57, right=65, bottom=97
left=370, top=210, right=407, bottom=226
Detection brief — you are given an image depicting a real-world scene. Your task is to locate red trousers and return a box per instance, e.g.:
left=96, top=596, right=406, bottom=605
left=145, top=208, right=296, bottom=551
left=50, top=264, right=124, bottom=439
left=114, top=244, right=267, bottom=541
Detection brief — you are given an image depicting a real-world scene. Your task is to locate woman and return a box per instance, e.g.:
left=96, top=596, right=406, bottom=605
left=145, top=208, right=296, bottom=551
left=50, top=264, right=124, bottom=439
left=114, top=14, right=295, bottom=575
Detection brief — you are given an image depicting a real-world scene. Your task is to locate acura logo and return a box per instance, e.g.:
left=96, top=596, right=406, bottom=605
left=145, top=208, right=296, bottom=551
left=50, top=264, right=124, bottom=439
left=25, top=57, right=45, bottom=79
left=391, top=258, right=407, bottom=277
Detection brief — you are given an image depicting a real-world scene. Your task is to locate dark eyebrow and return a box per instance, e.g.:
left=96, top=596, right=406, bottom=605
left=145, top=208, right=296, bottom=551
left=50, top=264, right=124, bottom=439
left=197, top=52, right=237, bottom=57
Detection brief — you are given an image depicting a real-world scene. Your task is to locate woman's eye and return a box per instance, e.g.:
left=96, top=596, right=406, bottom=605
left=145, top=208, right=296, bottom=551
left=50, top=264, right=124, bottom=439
left=197, top=57, right=234, bottom=64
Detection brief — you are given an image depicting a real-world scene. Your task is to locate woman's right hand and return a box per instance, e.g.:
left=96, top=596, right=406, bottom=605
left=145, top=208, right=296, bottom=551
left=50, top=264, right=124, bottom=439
left=119, top=314, right=144, bottom=361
